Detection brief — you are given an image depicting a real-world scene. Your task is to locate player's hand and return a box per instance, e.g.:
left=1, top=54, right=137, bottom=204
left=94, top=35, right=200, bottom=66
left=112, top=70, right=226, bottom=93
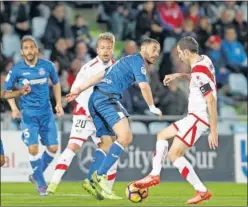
left=19, top=84, right=31, bottom=96
left=208, top=131, right=218, bottom=150
left=149, top=105, right=163, bottom=119
left=66, top=88, right=81, bottom=102
left=55, top=104, right=64, bottom=117
left=12, top=109, right=21, bottom=119
left=163, top=74, right=177, bottom=86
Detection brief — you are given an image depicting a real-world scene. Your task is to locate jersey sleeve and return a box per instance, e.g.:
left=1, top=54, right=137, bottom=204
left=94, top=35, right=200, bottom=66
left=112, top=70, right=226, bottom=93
left=131, top=59, right=148, bottom=83
left=70, top=65, right=88, bottom=92
left=191, top=71, right=213, bottom=96
left=4, top=69, right=17, bottom=90
left=49, top=62, right=59, bottom=85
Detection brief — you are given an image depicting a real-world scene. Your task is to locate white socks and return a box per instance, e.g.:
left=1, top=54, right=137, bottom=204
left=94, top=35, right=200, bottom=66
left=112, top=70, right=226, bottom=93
left=149, top=139, right=207, bottom=192
left=51, top=148, right=76, bottom=184
left=173, top=156, right=207, bottom=192
left=150, top=140, right=168, bottom=176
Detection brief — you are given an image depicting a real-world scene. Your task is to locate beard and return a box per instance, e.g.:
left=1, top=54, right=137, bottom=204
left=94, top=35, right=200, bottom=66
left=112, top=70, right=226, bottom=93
left=146, top=57, right=157, bottom=65
left=24, top=53, right=37, bottom=62
left=146, top=59, right=153, bottom=65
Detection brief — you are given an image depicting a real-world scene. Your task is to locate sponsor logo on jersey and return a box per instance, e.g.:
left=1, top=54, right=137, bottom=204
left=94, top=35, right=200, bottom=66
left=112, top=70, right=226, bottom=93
left=29, top=78, right=47, bottom=85
left=22, top=72, right=31, bottom=76
left=39, top=68, right=45, bottom=76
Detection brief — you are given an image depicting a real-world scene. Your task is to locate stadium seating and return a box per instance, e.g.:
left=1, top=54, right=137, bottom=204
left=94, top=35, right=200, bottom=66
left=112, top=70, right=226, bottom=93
left=148, top=121, right=170, bottom=134
left=63, top=120, right=73, bottom=133
left=32, top=17, right=47, bottom=39
left=220, top=106, right=237, bottom=117
left=228, top=73, right=248, bottom=96
left=217, top=121, right=233, bottom=135
left=130, top=121, right=148, bottom=134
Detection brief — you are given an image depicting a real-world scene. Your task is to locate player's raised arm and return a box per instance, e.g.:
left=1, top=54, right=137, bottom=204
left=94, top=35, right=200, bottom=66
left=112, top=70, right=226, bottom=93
left=163, top=73, right=191, bottom=86
left=66, top=71, right=105, bottom=102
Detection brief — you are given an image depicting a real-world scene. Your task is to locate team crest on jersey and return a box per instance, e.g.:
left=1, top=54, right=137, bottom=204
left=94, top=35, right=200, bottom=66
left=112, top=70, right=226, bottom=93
left=141, top=66, right=146, bottom=75
left=39, top=68, right=45, bottom=76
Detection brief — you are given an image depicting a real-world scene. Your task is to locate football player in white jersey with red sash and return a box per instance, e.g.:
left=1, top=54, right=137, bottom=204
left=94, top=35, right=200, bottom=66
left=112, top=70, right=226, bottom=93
left=134, top=36, right=218, bottom=205
left=47, top=33, right=121, bottom=200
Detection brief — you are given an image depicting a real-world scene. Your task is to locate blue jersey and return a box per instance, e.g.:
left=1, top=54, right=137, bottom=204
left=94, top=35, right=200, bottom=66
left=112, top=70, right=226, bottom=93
left=4, top=58, right=59, bottom=114
left=96, top=54, right=148, bottom=94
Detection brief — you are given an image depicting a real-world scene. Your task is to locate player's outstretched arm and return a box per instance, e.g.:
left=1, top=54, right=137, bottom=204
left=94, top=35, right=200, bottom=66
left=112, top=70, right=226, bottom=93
left=1, top=84, right=31, bottom=99
left=205, top=92, right=218, bottom=150
left=66, top=71, right=105, bottom=102
left=138, top=82, right=162, bottom=118
left=163, top=73, right=191, bottom=86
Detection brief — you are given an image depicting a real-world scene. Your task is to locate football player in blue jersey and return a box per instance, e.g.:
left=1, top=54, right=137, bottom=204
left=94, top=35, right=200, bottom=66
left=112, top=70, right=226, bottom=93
left=66, top=38, right=162, bottom=198
left=1, top=85, right=31, bottom=167
left=4, top=35, right=64, bottom=196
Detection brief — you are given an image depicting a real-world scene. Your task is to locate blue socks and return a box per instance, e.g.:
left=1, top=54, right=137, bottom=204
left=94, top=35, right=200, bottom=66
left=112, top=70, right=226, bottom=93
left=98, top=141, right=124, bottom=176
left=87, top=149, right=106, bottom=180
left=30, top=155, right=46, bottom=187
left=41, top=150, right=55, bottom=172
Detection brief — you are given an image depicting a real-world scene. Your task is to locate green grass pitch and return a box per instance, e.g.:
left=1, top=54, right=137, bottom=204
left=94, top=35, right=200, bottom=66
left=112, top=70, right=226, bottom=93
left=1, top=182, right=247, bottom=206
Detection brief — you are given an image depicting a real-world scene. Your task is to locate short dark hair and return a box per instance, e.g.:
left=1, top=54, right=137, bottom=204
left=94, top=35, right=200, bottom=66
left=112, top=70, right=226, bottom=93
left=52, top=2, right=64, bottom=11
left=177, top=36, right=199, bottom=54
left=141, top=38, right=160, bottom=47
left=225, top=25, right=236, bottom=33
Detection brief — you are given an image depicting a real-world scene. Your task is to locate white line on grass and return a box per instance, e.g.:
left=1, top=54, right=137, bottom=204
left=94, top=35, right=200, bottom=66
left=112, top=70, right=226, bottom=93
left=1, top=193, right=91, bottom=197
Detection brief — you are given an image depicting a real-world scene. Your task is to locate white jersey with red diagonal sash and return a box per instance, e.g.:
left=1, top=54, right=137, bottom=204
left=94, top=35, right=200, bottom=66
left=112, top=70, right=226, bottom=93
left=69, top=56, right=114, bottom=146
left=173, top=55, right=217, bottom=147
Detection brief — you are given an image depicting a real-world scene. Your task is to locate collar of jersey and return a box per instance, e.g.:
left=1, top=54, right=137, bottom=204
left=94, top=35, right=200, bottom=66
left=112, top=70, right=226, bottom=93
left=96, top=56, right=112, bottom=66
left=23, top=58, right=40, bottom=68
left=190, top=55, right=205, bottom=69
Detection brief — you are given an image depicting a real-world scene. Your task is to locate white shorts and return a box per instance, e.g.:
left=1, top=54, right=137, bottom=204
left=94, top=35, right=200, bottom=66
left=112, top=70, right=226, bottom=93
left=173, top=113, right=210, bottom=147
left=69, top=115, right=101, bottom=147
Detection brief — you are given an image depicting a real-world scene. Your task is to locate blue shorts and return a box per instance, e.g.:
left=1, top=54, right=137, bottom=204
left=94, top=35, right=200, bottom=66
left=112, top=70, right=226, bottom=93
left=89, top=88, right=129, bottom=137
left=21, top=110, right=58, bottom=146
left=0, top=140, right=4, bottom=156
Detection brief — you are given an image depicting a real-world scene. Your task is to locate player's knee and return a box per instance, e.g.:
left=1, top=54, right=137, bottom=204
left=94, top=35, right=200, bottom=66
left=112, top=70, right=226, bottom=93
left=118, top=132, right=132, bottom=147
left=168, top=148, right=184, bottom=162
left=28, top=145, right=39, bottom=156
left=47, top=146, right=58, bottom=154
left=157, top=131, right=165, bottom=140
left=100, top=136, right=114, bottom=152
left=0, top=156, right=5, bottom=167
left=67, top=143, right=80, bottom=153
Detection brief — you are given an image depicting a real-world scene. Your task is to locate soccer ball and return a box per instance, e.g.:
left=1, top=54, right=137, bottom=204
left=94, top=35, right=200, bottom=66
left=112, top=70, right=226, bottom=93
left=125, top=182, right=148, bottom=203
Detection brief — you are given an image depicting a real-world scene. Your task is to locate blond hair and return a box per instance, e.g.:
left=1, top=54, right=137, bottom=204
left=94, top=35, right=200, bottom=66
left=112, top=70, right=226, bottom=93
left=96, top=32, right=115, bottom=47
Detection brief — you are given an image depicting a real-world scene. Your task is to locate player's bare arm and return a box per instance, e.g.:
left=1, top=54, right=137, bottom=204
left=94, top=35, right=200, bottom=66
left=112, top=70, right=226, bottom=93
left=205, top=92, right=218, bottom=149
left=66, top=71, right=105, bottom=102
left=163, top=73, right=191, bottom=86
left=7, top=98, right=21, bottom=119
left=138, top=82, right=162, bottom=118
left=1, top=84, right=31, bottom=99
left=53, top=83, right=64, bottom=117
